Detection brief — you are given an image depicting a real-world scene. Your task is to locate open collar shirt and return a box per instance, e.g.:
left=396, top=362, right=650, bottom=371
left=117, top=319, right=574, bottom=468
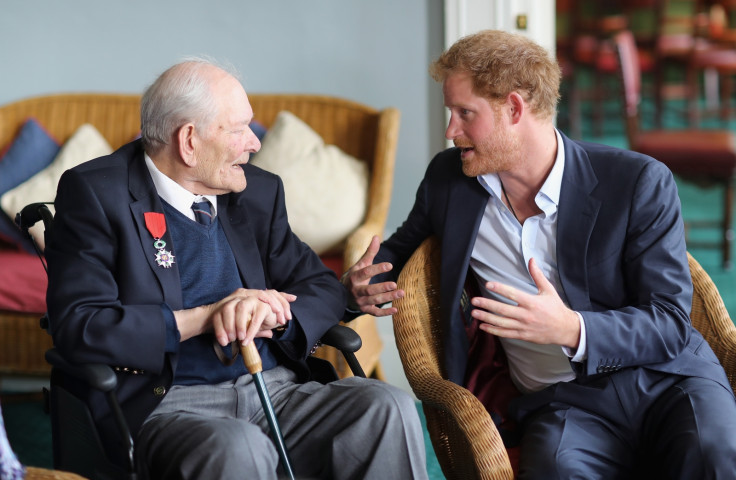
left=470, top=129, right=587, bottom=394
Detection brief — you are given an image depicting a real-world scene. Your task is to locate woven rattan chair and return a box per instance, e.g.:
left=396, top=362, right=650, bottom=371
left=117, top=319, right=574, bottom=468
left=0, top=92, right=399, bottom=382
left=24, top=467, right=88, bottom=480
left=393, top=236, right=736, bottom=480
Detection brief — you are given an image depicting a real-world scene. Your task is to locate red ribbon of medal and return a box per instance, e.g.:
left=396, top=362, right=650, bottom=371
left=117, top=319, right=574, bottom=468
left=144, top=212, right=175, bottom=268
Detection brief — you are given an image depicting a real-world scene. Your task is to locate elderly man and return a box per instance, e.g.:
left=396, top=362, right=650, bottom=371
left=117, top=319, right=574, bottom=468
left=344, top=30, right=736, bottom=479
left=45, top=59, right=427, bottom=480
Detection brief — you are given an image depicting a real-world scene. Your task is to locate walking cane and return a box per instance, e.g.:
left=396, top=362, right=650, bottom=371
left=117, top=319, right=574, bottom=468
left=240, top=340, right=296, bottom=480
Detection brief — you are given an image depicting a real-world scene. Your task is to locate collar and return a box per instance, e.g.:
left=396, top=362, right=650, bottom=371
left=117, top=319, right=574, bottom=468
left=144, top=154, right=218, bottom=220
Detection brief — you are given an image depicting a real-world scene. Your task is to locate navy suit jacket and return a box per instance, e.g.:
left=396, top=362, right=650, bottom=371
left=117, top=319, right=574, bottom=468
left=45, top=140, right=346, bottom=448
left=376, top=132, right=731, bottom=396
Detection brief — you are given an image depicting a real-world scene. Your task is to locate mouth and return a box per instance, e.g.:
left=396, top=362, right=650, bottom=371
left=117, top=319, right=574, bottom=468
left=232, top=156, right=249, bottom=169
left=458, top=146, right=474, bottom=159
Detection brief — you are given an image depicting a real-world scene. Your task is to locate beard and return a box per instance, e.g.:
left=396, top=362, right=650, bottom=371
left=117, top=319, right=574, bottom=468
left=457, top=126, right=521, bottom=177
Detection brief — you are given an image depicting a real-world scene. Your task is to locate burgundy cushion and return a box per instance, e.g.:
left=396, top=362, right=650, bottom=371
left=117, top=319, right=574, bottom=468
left=0, top=249, right=47, bottom=313
left=320, top=254, right=344, bottom=278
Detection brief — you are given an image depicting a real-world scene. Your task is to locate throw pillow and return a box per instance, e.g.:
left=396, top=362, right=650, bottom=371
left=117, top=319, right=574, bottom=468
left=250, top=111, right=368, bottom=255
left=0, top=118, right=60, bottom=196
left=0, top=118, right=61, bottom=249
left=0, top=123, right=113, bottom=250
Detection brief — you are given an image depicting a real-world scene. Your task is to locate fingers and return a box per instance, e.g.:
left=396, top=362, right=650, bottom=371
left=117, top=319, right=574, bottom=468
left=471, top=296, right=515, bottom=325
left=211, top=295, right=278, bottom=347
left=255, top=289, right=295, bottom=324
left=355, top=235, right=381, bottom=268
left=345, top=261, right=394, bottom=288
left=528, top=258, right=553, bottom=294
left=242, top=301, right=272, bottom=346
left=351, top=281, right=405, bottom=317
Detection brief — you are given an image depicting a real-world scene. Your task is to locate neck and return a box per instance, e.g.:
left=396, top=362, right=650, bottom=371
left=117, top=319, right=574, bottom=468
left=499, top=125, right=557, bottom=224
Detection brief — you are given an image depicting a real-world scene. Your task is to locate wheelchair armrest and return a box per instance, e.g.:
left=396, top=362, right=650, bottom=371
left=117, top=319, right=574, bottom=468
left=320, top=324, right=362, bottom=353
left=45, top=347, right=136, bottom=473
left=318, top=324, right=366, bottom=378
left=45, top=348, right=118, bottom=393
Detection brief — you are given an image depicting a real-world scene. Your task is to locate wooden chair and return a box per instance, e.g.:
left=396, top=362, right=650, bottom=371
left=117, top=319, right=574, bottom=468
left=562, top=0, right=631, bottom=138
left=652, top=0, right=736, bottom=126
left=392, top=236, right=736, bottom=480
left=615, top=29, right=736, bottom=269
left=24, top=467, right=88, bottom=480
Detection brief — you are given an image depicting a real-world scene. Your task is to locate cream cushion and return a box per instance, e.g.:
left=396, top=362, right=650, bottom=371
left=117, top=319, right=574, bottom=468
left=0, top=123, right=112, bottom=249
left=251, top=111, right=368, bottom=255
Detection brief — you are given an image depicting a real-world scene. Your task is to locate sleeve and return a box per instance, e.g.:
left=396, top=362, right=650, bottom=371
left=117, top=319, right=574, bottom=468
left=580, top=160, right=693, bottom=376
left=372, top=153, right=444, bottom=283
left=252, top=171, right=348, bottom=360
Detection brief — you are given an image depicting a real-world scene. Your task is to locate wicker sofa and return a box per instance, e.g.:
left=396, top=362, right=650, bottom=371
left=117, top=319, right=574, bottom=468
left=0, top=92, right=399, bottom=381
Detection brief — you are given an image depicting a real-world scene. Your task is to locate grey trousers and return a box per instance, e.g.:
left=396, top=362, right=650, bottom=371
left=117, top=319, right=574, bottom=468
left=136, top=366, right=428, bottom=480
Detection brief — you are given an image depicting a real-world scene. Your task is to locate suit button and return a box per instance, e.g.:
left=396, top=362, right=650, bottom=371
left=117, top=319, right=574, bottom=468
left=153, top=386, right=166, bottom=397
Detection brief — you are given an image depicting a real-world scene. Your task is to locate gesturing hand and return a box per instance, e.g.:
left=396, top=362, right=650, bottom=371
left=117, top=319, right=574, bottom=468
left=470, top=258, right=581, bottom=349
left=341, top=235, right=404, bottom=316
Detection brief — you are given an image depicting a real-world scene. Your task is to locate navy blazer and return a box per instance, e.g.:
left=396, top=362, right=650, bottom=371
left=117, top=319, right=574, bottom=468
left=45, top=140, right=346, bottom=448
left=376, top=132, right=731, bottom=395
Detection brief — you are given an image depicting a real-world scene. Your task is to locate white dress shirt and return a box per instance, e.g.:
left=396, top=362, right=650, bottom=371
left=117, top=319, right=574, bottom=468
left=144, top=154, right=218, bottom=220
left=469, top=129, right=587, bottom=393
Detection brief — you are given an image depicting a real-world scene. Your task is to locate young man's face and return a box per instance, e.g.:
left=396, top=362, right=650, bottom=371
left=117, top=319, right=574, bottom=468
left=192, top=73, right=261, bottom=195
left=443, top=72, right=520, bottom=177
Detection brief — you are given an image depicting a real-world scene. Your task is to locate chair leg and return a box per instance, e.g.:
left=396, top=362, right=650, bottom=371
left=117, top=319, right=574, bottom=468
left=687, top=64, right=701, bottom=127
left=723, top=178, right=734, bottom=270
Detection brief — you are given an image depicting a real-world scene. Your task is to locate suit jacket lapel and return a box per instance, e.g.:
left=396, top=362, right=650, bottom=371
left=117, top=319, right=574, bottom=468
left=128, top=149, right=184, bottom=310
left=557, top=133, right=601, bottom=311
left=218, top=195, right=267, bottom=289
left=444, top=176, right=488, bottom=300
left=442, top=174, right=489, bottom=384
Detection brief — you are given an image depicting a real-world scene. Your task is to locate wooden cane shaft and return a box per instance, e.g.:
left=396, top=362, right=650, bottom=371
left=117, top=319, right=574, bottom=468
left=240, top=341, right=263, bottom=374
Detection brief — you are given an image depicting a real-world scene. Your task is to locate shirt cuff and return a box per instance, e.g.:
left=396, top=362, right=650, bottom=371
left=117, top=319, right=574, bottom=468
left=562, top=311, right=587, bottom=362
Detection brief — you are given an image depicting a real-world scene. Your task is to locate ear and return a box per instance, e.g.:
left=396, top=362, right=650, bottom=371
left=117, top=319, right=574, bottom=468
left=507, top=92, right=525, bottom=124
left=177, top=123, right=197, bottom=167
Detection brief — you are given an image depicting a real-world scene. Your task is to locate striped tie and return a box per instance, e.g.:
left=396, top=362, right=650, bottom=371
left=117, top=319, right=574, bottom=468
left=191, top=200, right=213, bottom=225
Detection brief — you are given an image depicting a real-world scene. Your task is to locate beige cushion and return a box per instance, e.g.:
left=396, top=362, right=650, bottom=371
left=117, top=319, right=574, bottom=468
left=1, top=124, right=113, bottom=248
left=251, top=111, right=368, bottom=255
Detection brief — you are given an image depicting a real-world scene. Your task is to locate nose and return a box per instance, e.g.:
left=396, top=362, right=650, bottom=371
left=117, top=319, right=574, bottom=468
left=246, top=128, right=261, bottom=153
left=445, top=113, right=459, bottom=140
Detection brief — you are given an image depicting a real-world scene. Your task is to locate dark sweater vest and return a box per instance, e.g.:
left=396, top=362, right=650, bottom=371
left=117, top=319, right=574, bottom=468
left=163, top=202, right=276, bottom=385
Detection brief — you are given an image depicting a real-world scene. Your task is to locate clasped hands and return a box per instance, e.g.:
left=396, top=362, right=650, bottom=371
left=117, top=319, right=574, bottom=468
left=210, top=289, right=295, bottom=347
left=177, top=288, right=296, bottom=347
left=343, top=236, right=580, bottom=349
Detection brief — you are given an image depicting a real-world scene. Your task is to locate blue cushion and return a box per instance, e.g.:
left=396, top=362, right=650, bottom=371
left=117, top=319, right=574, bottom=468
left=0, top=118, right=60, bottom=251
left=0, top=118, right=60, bottom=195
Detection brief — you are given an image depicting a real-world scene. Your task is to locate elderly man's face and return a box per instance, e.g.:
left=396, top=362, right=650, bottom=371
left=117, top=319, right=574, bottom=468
left=192, top=73, right=261, bottom=194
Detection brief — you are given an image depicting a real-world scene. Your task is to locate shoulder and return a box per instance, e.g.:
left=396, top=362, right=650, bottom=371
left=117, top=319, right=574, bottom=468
left=563, top=135, right=672, bottom=189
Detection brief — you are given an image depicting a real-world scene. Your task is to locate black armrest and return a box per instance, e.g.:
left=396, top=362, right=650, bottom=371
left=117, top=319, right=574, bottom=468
left=318, top=324, right=365, bottom=378
left=45, top=348, right=118, bottom=393
left=320, top=324, right=362, bottom=353
left=45, top=347, right=135, bottom=472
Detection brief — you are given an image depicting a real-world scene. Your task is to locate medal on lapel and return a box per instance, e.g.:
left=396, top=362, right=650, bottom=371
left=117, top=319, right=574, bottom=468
left=144, top=212, right=175, bottom=268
